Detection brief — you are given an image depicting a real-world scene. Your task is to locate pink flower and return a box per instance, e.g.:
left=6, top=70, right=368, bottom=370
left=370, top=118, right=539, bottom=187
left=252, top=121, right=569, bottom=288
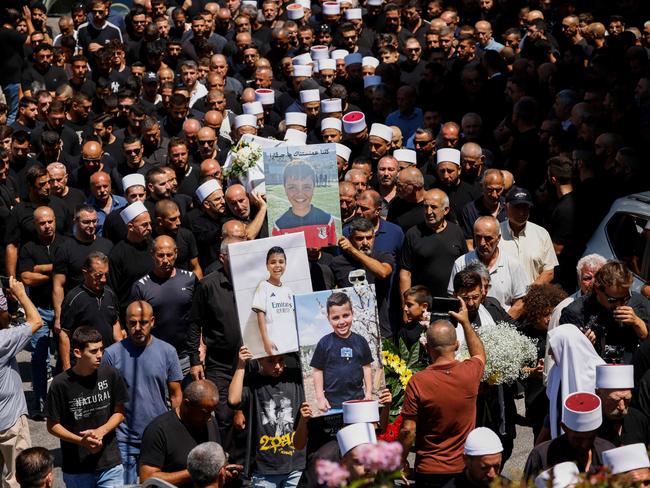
left=316, top=459, right=350, bottom=487
left=355, top=441, right=403, bottom=472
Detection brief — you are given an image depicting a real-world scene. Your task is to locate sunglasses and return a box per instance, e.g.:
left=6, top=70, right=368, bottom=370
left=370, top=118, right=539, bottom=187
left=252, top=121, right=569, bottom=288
left=600, top=288, right=631, bottom=305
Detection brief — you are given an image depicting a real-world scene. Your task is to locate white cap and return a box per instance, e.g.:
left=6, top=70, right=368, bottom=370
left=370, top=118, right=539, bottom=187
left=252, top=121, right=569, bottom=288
left=286, top=3, right=304, bottom=19
left=534, top=462, right=580, bottom=488
left=322, top=1, right=340, bottom=15
left=243, top=101, right=263, bottom=115
left=196, top=179, right=222, bottom=204
left=367, top=0, right=383, bottom=5
left=122, top=173, right=145, bottom=191
left=120, top=201, right=148, bottom=224
left=255, top=88, right=275, bottom=105
left=342, top=400, right=380, bottom=424
left=310, top=45, right=330, bottom=60
left=342, top=111, right=366, bottom=133
left=595, top=364, right=634, bottom=390
left=285, top=112, right=307, bottom=127
left=292, top=64, right=312, bottom=77
left=321, top=117, right=342, bottom=132
left=603, top=444, right=650, bottom=475
left=318, top=58, right=336, bottom=71
left=362, top=56, right=380, bottom=68
left=331, top=49, right=349, bottom=60
left=299, top=89, right=320, bottom=104
left=242, top=0, right=257, bottom=6
left=369, top=123, right=392, bottom=142
left=336, top=423, right=377, bottom=456
left=234, top=114, right=258, bottom=129
left=363, top=75, right=382, bottom=88
left=321, top=98, right=342, bottom=113
left=296, top=0, right=310, bottom=9
left=393, top=149, right=417, bottom=165
left=464, top=427, right=503, bottom=456
left=437, top=148, right=461, bottom=166
left=293, top=53, right=313, bottom=65
left=345, top=53, right=363, bottom=66
left=284, top=128, right=307, bottom=145
left=336, top=143, right=351, bottom=161
left=345, top=8, right=362, bottom=19
left=562, top=392, right=602, bottom=433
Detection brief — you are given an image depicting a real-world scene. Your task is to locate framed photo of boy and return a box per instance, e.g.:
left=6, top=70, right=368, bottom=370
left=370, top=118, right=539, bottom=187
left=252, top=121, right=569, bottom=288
left=229, top=233, right=312, bottom=359
left=294, top=285, right=385, bottom=418
left=264, top=143, right=342, bottom=249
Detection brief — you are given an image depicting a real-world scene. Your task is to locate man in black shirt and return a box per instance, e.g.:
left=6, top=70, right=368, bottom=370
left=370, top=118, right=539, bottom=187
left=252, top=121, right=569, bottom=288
left=434, top=148, right=481, bottom=224
left=77, top=0, right=123, bottom=56
left=139, top=380, right=221, bottom=487
left=59, top=251, right=121, bottom=371
left=46, top=162, right=86, bottom=217
left=21, top=44, right=67, bottom=96
left=387, top=166, right=426, bottom=232
left=168, top=137, right=201, bottom=198
left=19, top=206, right=71, bottom=418
left=45, top=326, right=128, bottom=486
left=192, top=178, right=227, bottom=269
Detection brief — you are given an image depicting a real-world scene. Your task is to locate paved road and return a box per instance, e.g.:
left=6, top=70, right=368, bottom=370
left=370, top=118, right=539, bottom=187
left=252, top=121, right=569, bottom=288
left=19, top=350, right=533, bottom=487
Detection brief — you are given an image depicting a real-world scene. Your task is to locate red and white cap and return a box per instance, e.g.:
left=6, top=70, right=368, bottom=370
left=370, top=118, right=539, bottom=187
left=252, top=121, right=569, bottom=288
left=322, top=1, right=340, bottom=15
left=292, top=64, right=312, bottom=77
left=342, top=111, right=366, bottom=134
left=345, top=8, right=362, bottom=19
left=285, top=112, right=307, bottom=127
left=243, top=101, right=263, bottom=115
left=603, top=444, right=650, bottom=475
left=437, top=148, right=461, bottom=166
left=255, top=89, right=274, bottom=105
left=363, top=75, right=382, bottom=89
left=286, top=3, right=304, bottom=19
left=310, top=45, right=330, bottom=60
left=337, top=423, right=376, bottom=456
left=595, top=364, right=634, bottom=390
left=336, top=143, right=352, bottom=161
left=362, top=56, right=379, bottom=68
left=345, top=53, right=363, bottom=66
left=369, top=123, right=392, bottom=142
left=321, top=98, right=342, bottom=113
left=120, top=201, right=148, bottom=224
left=562, top=392, right=602, bottom=432
left=196, top=179, right=222, bottom=204
left=534, top=462, right=580, bottom=488
left=234, top=114, right=258, bottom=129
left=284, top=128, right=307, bottom=145
left=299, top=89, right=320, bottom=104
left=321, top=117, right=342, bottom=132
left=122, top=173, right=145, bottom=191
left=394, top=149, right=417, bottom=165
left=342, top=399, right=379, bottom=424
left=331, top=49, right=349, bottom=60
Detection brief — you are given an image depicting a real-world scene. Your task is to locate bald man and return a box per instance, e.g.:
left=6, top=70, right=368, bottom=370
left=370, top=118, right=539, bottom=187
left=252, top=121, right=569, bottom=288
left=459, top=169, right=507, bottom=246
left=339, top=181, right=358, bottom=223
left=88, top=171, right=127, bottom=237
left=154, top=199, right=203, bottom=278
left=387, top=166, right=426, bottom=232
left=103, top=298, right=183, bottom=484
left=200, top=159, right=222, bottom=182
left=399, top=188, right=467, bottom=297
left=224, top=184, right=267, bottom=240
left=70, top=140, right=117, bottom=193
left=19, top=206, right=71, bottom=418
left=221, top=219, right=247, bottom=241
left=47, top=162, right=86, bottom=215
left=197, top=127, right=219, bottom=161
left=460, top=143, right=486, bottom=188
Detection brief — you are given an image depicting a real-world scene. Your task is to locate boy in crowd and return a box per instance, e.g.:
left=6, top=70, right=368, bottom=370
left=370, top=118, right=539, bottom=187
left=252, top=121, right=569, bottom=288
left=399, top=285, right=432, bottom=349
left=310, top=292, right=373, bottom=413
left=45, top=327, right=129, bottom=487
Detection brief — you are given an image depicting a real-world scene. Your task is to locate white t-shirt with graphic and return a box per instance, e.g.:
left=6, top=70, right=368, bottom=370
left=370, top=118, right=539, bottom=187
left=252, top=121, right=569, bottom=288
left=252, top=280, right=298, bottom=353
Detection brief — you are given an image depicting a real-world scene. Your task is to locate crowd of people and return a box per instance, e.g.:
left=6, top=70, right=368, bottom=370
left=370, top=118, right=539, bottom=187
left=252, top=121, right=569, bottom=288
left=1, top=0, right=650, bottom=486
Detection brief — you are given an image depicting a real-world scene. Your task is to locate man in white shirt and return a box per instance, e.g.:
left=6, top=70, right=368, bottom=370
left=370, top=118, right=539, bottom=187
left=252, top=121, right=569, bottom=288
left=499, top=187, right=558, bottom=285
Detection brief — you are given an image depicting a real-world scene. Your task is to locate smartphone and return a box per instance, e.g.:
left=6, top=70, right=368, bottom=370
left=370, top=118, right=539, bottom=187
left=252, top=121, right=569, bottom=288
left=0, top=276, right=10, bottom=288
left=431, top=297, right=461, bottom=318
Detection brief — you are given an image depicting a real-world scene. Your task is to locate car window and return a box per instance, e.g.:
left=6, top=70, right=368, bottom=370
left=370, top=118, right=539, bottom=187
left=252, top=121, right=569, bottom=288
left=606, top=212, right=650, bottom=281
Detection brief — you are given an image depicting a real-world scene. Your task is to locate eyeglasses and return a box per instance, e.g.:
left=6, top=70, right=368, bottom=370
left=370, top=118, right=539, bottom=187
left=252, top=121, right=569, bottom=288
left=79, top=219, right=98, bottom=225
left=83, top=157, right=101, bottom=163
left=125, top=148, right=141, bottom=154
left=599, top=288, right=631, bottom=305
left=199, top=139, right=216, bottom=145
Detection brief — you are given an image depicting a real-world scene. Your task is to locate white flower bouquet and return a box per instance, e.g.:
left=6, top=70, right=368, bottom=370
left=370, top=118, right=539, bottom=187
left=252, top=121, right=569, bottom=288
left=222, top=139, right=263, bottom=179
left=458, top=321, right=538, bottom=385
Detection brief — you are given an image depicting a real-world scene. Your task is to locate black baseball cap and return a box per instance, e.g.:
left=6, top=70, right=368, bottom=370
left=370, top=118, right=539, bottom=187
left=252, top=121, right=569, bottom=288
left=505, top=186, right=533, bottom=206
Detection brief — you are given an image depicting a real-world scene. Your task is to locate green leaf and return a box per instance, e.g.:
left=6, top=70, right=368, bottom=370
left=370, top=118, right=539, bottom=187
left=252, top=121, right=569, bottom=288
left=399, top=338, right=409, bottom=359
left=406, top=341, right=421, bottom=369
left=382, top=338, right=398, bottom=356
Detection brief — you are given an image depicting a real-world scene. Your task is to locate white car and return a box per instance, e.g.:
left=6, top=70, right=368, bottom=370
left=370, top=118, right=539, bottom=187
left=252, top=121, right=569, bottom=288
left=583, top=191, right=650, bottom=291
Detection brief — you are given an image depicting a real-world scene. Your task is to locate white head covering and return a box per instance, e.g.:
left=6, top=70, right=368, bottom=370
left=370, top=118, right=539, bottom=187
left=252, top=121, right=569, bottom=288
left=336, top=143, right=351, bottom=162
left=342, top=111, right=366, bottom=133
left=393, top=149, right=417, bottom=165
left=547, top=324, right=605, bottom=438
left=285, top=112, right=307, bottom=127
left=243, top=101, right=263, bottom=115
left=321, top=117, right=342, bottom=132
left=286, top=3, right=304, bottom=19
left=299, top=89, right=320, bottom=104
left=367, top=0, right=383, bottom=5
left=362, top=56, right=380, bottom=68
left=464, top=427, right=503, bottom=456
left=562, top=392, right=601, bottom=432
left=196, top=179, right=221, bottom=203
left=292, top=53, right=313, bottom=65
left=122, top=173, right=145, bottom=191
left=321, top=98, right=342, bottom=113
left=603, top=444, right=650, bottom=475
left=331, top=49, right=349, bottom=60
left=310, top=45, right=330, bottom=60
left=437, top=148, right=461, bottom=166
left=284, top=128, right=307, bottom=145
left=255, top=89, right=275, bottom=105
left=595, top=364, right=634, bottom=390
left=296, top=0, right=310, bottom=9
left=318, top=58, right=336, bottom=71
left=534, top=462, right=580, bottom=488
left=120, top=201, right=148, bottom=224
left=369, top=123, right=392, bottom=142
left=336, top=423, right=376, bottom=456
left=342, top=400, right=379, bottom=424
left=345, top=8, right=362, bottom=19
left=322, top=1, right=340, bottom=15
left=234, top=114, right=258, bottom=129
left=292, top=64, right=312, bottom=77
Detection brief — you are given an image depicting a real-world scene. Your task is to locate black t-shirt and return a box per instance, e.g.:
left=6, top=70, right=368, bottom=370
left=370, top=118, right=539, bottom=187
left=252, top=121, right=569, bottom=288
left=436, top=180, right=482, bottom=224
left=0, top=27, right=27, bottom=85
left=18, top=235, right=71, bottom=309
left=45, top=365, right=129, bottom=474
left=400, top=222, right=468, bottom=296
left=21, top=64, right=68, bottom=92
left=108, top=238, right=154, bottom=314
left=54, top=236, right=114, bottom=291
left=152, top=228, right=199, bottom=272
left=310, top=332, right=373, bottom=408
left=60, top=285, right=120, bottom=347
left=58, top=188, right=87, bottom=218
left=236, top=361, right=306, bottom=475
left=386, top=198, right=425, bottom=233
left=5, top=198, right=71, bottom=247
left=140, top=410, right=220, bottom=488
left=77, top=22, right=123, bottom=55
